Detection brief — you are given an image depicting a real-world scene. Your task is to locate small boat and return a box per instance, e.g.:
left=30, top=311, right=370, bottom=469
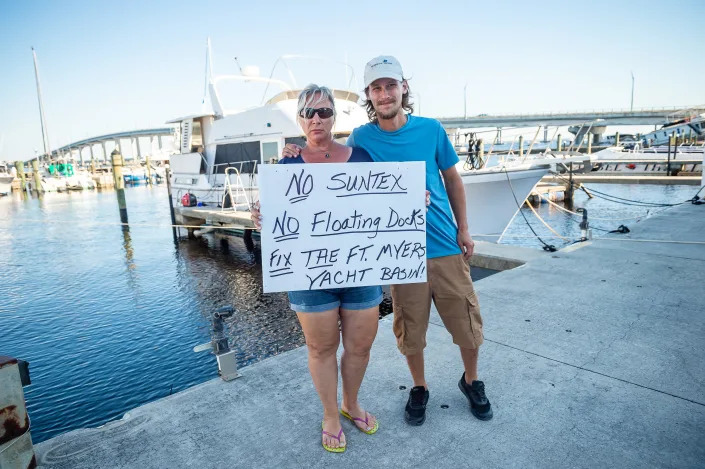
left=640, top=113, right=705, bottom=146
left=0, top=162, right=14, bottom=195
left=591, top=144, right=703, bottom=175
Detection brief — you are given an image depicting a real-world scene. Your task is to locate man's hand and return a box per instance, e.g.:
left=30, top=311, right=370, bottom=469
left=282, top=143, right=302, bottom=158
left=250, top=201, right=262, bottom=231
left=457, top=228, right=474, bottom=260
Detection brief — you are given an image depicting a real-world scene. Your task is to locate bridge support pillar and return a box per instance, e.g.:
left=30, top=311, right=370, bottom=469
left=135, top=137, right=143, bottom=161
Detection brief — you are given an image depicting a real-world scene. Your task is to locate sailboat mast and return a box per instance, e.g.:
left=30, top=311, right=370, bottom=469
left=32, top=47, right=52, bottom=162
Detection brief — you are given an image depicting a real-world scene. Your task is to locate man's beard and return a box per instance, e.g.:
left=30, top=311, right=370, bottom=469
left=376, top=100, right=401, bottom=120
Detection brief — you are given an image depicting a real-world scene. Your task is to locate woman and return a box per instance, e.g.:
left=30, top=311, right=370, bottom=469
left=251, top=84, right=381, bottom=453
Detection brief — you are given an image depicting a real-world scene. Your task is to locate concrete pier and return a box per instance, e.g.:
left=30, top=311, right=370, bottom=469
left=34, top=203, right=705, bottom=468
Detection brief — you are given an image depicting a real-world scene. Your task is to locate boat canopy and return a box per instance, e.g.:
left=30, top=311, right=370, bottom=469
left=265, top=89, right=360, bottom=105
left=165, top=113, right=216, bottom=124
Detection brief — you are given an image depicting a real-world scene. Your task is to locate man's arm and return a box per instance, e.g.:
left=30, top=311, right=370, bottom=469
left=441, top=165, right=474, bottom=260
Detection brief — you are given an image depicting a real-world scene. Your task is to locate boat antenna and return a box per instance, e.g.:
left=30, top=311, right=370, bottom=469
left=202, top=38, right=213, bottom=111
left=32, top=47, right=52, bottom=162
left=233, top=57, right=244, bottom=75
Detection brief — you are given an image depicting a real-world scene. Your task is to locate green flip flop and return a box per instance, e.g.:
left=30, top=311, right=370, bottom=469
left=321, top=422, right=346, bottom=453
left=340, top=409, right=379, bottom=435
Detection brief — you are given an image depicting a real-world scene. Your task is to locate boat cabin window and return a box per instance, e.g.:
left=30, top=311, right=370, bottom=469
left=261, top=142, right=279, bottom=163
left=214, top=142, right=259, bottom=174
left=191, top=121, right=203, bottom=152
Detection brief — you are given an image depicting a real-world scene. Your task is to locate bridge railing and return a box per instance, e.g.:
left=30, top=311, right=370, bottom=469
left=436, top=105, right=705, bottom=120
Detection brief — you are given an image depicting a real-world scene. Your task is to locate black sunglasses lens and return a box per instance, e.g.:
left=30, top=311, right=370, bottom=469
left=302, top=107, right=333, bottom=119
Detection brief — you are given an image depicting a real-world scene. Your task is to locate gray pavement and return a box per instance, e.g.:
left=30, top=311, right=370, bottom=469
left=35, top=203, right=705, bottom=468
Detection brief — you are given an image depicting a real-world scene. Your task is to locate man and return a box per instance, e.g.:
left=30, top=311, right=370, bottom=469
left=285, top=56, right=492, bottom=425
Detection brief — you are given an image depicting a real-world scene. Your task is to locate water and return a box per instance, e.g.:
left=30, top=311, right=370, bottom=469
left=1, top=186, right=302, bottom=443
left=500, top=183, right=699, bottom=249
left=0, top=182, right=699, bottom=443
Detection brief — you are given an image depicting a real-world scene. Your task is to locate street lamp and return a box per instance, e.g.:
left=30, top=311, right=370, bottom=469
left=630, top=72, right=635, bottom=112
left=464, top=82, right=468, bottom=119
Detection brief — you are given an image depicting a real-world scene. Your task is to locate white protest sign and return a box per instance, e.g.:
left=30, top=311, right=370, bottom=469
left=259, top=162, right=427, bottom=293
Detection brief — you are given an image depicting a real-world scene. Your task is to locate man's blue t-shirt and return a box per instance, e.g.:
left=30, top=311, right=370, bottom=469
left=348, top=115, right=461, bottom=259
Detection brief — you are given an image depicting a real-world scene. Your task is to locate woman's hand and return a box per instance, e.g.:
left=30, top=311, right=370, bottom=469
left=250, top=201, right=262, bottom=231
left=282, top=143, right=302, bottom=158
left=425, top=190, right=431, bottom=207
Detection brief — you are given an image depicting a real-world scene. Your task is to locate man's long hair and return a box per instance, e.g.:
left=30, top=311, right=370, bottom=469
left=363, top=79, right=414, bottom=123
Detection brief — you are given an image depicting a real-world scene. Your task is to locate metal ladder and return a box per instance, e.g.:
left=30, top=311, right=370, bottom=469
left=222, top=161, right=257, bottom=211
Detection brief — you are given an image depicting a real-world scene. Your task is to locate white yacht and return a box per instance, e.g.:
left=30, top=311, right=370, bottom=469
left=590, top=144, right=703, bottom=174
left=0, top=162, right=14, bottom=195
left=641, top=113, right=705, bottom=146
left=168, top=44, right=549, bottom=241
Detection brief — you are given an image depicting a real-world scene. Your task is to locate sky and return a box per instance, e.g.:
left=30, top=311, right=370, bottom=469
left=1, top=0, right=704, bottom=161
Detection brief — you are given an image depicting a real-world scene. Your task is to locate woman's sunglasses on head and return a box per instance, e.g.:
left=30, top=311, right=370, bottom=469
left=300, top=107, right=334, bottom=119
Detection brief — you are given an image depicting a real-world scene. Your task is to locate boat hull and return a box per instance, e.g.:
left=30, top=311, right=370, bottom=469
left=460, top=167, right=549, bottom=243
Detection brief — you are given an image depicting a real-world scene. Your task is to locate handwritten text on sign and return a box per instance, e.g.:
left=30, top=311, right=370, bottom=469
left=259, top=162, right=427, bottom=293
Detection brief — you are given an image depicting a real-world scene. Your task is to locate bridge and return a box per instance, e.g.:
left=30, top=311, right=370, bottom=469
left=437, top=106, right=705, bottom=129
left=38, top=127, right=176, bottom=163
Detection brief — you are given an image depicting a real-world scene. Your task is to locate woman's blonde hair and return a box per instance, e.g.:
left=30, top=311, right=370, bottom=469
left=297, top=84, right=337, bottom=120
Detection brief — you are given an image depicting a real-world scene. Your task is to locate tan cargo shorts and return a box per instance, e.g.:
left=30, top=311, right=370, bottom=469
left=391, top=254, right=483, bottom=355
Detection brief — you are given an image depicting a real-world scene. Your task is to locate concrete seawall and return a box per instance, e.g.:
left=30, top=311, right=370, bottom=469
left=35, top=203, right=705, bottom=468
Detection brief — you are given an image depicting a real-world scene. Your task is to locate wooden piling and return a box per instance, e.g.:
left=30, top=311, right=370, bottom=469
left=587, top=134, right=592, bottom=154
left=111, top=148, right=129, bottom=224
left=565, top=162, right=575, bottom=201
left=556, top=134, right=562, bottom=152
left=30, top=159, right=43, bottom=193
left=165, top=165, right=177, bottom=241
left=518, top=135, right=524, bottom=157
left=14, top=161, right=26, bottom=191
left=615, top=132, right=620, bottom=146
left=667, top=135, right=673, bottom=176
left=145, top=155, right=153, bottom=186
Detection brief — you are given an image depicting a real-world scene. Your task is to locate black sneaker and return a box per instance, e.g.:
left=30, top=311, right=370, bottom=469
left=458, top=373, right=493, bottom=420
left=405, top=386, right=429, bottom=426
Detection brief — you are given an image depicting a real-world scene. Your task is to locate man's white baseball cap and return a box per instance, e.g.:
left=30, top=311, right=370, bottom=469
left=364, top=56, right=404, bottom=88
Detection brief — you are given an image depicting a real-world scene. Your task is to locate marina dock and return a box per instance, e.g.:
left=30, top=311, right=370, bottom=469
left=542, top=173, right=701, bottom=186
left=32, top=201, right=705, bottom=468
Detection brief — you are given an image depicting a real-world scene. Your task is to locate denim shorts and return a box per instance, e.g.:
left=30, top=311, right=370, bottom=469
left=288, top=285, right=383, bottom=313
